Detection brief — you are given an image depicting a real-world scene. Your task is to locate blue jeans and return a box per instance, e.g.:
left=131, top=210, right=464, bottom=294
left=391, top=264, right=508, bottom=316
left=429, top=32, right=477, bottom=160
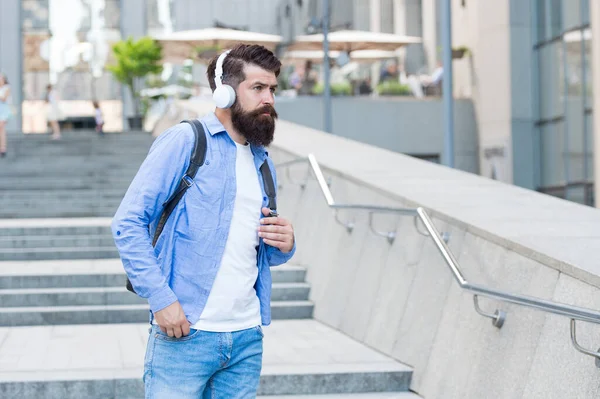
left=144, top=324, right=264, bottom=398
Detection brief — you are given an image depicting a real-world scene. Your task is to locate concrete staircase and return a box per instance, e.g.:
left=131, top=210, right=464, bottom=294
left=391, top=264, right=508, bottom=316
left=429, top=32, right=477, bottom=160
left=0, top=259, right=314, bottom=326
left=0, top=132, right=152, bottom=219
left=0, top=130, right=419, bottom=398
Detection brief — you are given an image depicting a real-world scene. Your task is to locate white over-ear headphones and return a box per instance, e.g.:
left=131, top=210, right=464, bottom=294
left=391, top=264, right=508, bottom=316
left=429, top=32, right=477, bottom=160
left=213, top=50, right=236, bottom=109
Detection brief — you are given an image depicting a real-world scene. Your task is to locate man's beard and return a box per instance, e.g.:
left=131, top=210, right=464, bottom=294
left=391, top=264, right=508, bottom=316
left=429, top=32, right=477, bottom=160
left=230, top=102, right=278, bottom=147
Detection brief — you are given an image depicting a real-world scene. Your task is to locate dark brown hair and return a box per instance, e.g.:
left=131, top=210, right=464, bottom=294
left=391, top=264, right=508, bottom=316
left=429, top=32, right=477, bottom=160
left=207, top=44, right=281, bottom=92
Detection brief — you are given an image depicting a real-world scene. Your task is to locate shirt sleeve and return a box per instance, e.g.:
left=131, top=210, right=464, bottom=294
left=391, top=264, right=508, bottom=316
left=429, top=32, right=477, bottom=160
left=111, top=123, right=194, bottom=313
left=264, top=157, right=297, bottom=266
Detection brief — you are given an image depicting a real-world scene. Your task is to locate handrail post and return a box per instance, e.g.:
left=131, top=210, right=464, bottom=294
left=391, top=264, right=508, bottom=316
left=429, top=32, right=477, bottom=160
left=570, top=319, right=600, bottom=368
left=416, top=207, right=467, bottom=286
left=473, top=295, right=506, bottom=329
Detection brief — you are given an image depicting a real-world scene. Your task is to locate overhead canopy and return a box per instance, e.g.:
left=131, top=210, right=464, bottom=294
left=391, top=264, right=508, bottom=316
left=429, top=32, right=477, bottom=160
left=287, top=30, right=422, bottom=52
left=154, top=28, right=283, bottom=63
left=283, top=49, right=402, bottom=63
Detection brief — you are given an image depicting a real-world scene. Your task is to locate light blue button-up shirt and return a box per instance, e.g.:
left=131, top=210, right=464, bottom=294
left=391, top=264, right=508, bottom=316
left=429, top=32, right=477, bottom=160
left=111, top=112, right=295, bottom=326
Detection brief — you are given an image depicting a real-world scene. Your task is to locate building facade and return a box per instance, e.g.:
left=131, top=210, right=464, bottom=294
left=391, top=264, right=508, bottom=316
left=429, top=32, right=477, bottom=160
left=1, top=0, right=599, bottom=206
left=448, top=0, right=595, bottom=206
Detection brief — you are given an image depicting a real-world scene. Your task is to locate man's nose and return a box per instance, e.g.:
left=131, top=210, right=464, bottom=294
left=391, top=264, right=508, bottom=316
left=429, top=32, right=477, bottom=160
left=262, top=91, right=274, bottom=105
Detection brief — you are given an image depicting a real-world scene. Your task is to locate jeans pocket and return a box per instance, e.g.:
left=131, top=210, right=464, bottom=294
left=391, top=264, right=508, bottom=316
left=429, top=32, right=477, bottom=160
left=255, top=325, right=264, bottom=338
left=153, top=326, right=202, bottom=343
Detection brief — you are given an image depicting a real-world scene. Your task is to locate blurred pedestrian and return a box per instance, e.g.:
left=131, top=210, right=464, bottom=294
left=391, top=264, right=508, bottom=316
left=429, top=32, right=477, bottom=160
left=0, top=72, right=12, bottom=158
left=93, top=101, right=104, bottom=135
left=45, top=84, right=62, bottom=140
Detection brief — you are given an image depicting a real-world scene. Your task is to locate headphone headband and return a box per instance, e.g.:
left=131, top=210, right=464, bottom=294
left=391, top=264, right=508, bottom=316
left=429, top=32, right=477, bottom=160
left=214, top=50, right=231, bottom=89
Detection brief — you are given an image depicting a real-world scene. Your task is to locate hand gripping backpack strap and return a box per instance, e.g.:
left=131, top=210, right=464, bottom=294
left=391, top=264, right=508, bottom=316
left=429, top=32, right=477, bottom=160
left=126, top=119, right=207, bottom=294
left=260, top=161, right=277, bottom=216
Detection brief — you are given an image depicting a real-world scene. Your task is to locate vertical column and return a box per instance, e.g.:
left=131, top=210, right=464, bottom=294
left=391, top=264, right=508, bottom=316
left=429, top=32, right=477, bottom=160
left=370, top=0, right=382, bottom=86
left=421, top=0, right=437, bottom=72
left=0, top=0, right=22, bottom=135
left=393, top=0, right=407, bottom=71
left=120, top=0, right=147, bottom=130
left=393, top=0, right=406, bottom=34
left=370, top=0, right=382, bottom=30
left=591, top=0, right=600, bottom=206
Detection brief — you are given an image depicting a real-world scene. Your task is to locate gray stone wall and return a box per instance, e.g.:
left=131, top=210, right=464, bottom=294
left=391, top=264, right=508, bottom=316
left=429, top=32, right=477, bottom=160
left=275, top=96, right=479, bottom=174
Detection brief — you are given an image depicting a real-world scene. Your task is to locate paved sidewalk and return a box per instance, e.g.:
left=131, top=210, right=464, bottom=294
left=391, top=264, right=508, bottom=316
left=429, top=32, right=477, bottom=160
left=0, top=319, right=408, bottom=382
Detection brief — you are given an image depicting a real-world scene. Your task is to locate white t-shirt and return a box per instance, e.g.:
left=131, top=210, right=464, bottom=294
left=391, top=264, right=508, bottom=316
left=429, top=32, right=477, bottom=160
left=192, top=141, right=263, bottom=332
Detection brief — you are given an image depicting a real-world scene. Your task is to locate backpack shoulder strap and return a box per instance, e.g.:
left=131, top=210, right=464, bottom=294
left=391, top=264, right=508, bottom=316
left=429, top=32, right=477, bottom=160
left=151, top=119, right=207, bottom=246
left=260, top=160, right=277, bottom=217
left=128, top=119, right=208, bottom=294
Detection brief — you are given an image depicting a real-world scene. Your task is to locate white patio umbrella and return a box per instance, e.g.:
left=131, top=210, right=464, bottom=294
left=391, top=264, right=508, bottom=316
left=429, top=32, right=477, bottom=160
left=153, top=28, right=283, bottom=63
left=287, top=30, right=421, bottom=52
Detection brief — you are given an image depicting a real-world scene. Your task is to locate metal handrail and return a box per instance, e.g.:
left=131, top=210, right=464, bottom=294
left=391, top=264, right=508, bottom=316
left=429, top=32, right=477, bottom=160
left=277, top=154, right=600, bottom=366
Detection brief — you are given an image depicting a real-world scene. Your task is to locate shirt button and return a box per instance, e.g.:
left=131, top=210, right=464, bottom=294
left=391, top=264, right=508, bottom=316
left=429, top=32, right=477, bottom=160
left=263, top=196, right=267, bottom=201
left=205, top=160, right=210, bottom=165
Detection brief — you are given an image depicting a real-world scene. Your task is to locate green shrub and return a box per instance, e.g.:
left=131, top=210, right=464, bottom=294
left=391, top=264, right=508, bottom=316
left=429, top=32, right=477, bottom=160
left=312, top=81, right=353, bottom=96
left=376, top=81, right=412, bottom=96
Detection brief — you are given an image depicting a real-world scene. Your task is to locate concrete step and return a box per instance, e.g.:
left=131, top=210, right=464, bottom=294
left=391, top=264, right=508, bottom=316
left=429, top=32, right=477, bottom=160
left=0, top=201, right=121, bottom=209
left=259, top=393, right=421, bottom=398
left=0, top=210, right=116, bottom=219
left=0, top=320, right=413, bottom=398
left=0, top=260, right=308, bottom=288
left=0, top=246, right=119, bottom=261
left=0, top=283, right=310, bottom=307
left=2, top=155, right=147, bottom=164
left=0, top=168, right=140, bottom=178
left=0, top=209, right=117, bottom=219
left=0, top=179, right=132, bottom=190
left=0, top=220, right=112, bottom=237
left=0, top=189, right=126, bottom=200
left=0, top=287, right=146, bottom=307
left=0, top=301, right=314, bottom=326
left=0, top=154, right=147, bottom=162
left=0, top=235, right=115, bottom=249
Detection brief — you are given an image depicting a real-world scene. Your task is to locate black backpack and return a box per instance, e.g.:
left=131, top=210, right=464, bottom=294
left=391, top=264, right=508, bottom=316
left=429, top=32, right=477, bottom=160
left=125, top=119, right=277, bottom=294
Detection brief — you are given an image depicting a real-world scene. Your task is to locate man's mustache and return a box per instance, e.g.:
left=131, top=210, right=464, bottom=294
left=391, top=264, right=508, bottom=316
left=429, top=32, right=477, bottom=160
left=252, top=106, right=278, bottom=118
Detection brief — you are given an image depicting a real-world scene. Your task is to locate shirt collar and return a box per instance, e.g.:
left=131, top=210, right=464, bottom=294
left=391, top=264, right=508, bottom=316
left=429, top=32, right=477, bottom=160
left=201, top=112, right=269, bottom=158
left=202, top=112, right=227, bottom=136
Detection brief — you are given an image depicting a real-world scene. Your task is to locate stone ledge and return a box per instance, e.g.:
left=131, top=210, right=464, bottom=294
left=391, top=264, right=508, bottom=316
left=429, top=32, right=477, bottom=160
left=160, top=100, right=600, bottom=289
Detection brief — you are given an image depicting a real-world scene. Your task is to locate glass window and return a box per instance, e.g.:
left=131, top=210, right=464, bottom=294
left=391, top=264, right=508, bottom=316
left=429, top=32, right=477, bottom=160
left=562, top=0, right=581, bottom=31
left=22, top=0, right=122, bottom=133
left=585, top=113, right=593, bottom=180
left=564, top=31, right=585, bottom=183
left=582, top=0, right=590, bottom=25
left=550, top=0, right=563, bottom=38
left=583, top=28, right=592, bottom=105
left=539, top=42, right=564, bottom=120
left=22, top=0, right=50, bottom=31
left=540, top=122, right=566, bottom=186
left=536, top=0, right=547, bottom=43
left=380, top=0, right=394, bottom=34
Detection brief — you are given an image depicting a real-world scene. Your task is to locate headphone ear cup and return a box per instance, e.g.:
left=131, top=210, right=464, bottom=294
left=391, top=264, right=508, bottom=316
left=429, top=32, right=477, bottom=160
left=213, top=85, right=236, bottom=109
